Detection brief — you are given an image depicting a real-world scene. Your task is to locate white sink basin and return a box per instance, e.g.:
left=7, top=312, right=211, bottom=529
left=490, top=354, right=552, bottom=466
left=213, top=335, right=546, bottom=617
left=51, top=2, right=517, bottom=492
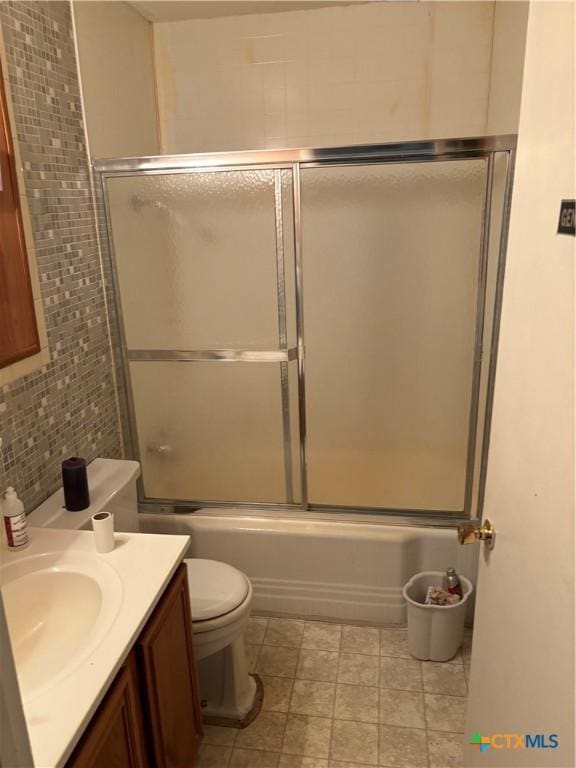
left=1, top=551, right=123, bottom=701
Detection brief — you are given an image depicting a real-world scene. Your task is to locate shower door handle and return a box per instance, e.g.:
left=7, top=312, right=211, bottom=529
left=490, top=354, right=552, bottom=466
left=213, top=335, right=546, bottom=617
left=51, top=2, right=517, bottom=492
left=147, top=443, right=173, bottom=456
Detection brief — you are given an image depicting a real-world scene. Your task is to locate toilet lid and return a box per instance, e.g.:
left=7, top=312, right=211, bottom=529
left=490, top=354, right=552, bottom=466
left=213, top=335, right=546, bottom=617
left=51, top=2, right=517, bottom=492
left=185, top=559, right=249, bottom=621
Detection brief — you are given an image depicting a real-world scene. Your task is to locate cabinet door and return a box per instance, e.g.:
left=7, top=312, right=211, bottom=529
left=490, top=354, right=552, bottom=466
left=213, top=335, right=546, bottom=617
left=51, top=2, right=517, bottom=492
left=137, top=564, right=203, bottom=768
left=67, top=653, right=148, bottom=768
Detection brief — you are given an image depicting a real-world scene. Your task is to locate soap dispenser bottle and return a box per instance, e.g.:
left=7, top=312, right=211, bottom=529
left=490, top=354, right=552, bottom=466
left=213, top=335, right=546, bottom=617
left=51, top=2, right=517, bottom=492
left=2, top=487, right=29, bottom=549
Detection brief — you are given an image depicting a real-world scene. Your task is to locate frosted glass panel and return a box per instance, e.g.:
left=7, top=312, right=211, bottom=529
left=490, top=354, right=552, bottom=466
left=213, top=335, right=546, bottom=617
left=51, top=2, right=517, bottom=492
left=301, top=160, right=487, bottom=510
left=106, top=170, right=286, bottom=350
left=130, top=361, right=288, bottom=502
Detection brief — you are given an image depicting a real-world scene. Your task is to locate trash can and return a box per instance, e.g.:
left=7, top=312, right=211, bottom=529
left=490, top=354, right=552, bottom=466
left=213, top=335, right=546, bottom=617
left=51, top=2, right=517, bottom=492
left=402, top=571, right=473, bottom=662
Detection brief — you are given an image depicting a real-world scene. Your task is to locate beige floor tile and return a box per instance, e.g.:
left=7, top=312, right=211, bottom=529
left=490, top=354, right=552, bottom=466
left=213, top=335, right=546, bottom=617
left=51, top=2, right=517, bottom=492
left=428, top=731, right=465, bottom=768
left=257, top=645, right=300, bottom=678
left=297, top=649, right=340, bottom=682
left=341, top=626, right=380, bottom=656
left=194, top=744, right=232, bottom=767
left=230, top=748, right=281, bottom=767
left=235, top=712, right=288, bottom=751
left=378, top=725, right=428, bottom=767
left=202, top=724, right=238, bottom=746
left=379, top=630, right=411, bottom=659
left=279, top=755, right=329, bottom=767
left=283, top=715, right=333, bottom=759
left=262, top=675, right=294, bottom=713
left=328, top=763, right=370, bottom=768
left=424, top=694, right=467, bottom=733
left=461, top=632, right=473, bottom=664
left=422, top=663, right=467, bottom=696
left=245, top=617, right=269, bottom=645
left=330, top=720, right=379, bottom=765
left=328, top=764, right=371, bottom=768
left=444, top=650, right=463, bottom=665
left=379, top=690, right=426, bottom=729
left=247, top=644, right=262, bottom=673
left=379, top=658, right=422, bottom=692
left=463, top=663, right=471, bottom=685
left=302, top=622, right=342, bottom=652
left=264, top=619, right=305, bottom=648
left=334, top=684, right=379, bottom=724
left=338, top=653, right=379, bottom=687
left=290, top=679, right=336, bottom=717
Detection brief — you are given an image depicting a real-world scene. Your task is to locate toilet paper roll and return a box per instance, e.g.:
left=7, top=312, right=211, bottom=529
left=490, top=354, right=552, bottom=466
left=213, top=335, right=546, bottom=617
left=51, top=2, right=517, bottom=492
left=92, top=511, right=114, bottom=553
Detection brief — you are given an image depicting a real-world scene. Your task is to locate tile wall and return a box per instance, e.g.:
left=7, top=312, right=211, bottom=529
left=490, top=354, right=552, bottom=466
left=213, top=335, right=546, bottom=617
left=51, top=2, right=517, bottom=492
left=155, top=1, right=496, bottom=153
left=0, top=1, right=122, bottom=512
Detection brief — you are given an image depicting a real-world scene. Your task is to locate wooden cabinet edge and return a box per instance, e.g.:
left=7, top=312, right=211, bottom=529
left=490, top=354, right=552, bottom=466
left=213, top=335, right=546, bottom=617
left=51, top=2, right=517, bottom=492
left=136, top=563, right=203, bottom=767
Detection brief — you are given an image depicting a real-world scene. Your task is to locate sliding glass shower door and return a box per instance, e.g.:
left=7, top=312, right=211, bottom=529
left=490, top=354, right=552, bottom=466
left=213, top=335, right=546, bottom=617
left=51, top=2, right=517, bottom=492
left=98, top=137, right=515, bottom=519
left=105, top=168, right=300, bottom=504
left=300, top=160, right=486, bottom=512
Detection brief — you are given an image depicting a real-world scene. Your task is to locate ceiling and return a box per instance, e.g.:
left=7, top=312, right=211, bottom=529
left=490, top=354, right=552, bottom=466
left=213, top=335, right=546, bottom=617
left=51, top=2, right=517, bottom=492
left=129, top=1, right=364, bottom=22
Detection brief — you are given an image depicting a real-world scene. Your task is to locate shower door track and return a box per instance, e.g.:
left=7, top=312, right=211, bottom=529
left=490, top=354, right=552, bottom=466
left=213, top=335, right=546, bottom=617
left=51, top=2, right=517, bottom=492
left=96, top=134, right=517, bottom=526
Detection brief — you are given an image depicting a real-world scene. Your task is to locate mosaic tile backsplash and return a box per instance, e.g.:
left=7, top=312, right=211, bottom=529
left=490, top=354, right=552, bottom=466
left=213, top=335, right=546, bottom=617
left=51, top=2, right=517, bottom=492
left=0, top=1, right=122, bottom=512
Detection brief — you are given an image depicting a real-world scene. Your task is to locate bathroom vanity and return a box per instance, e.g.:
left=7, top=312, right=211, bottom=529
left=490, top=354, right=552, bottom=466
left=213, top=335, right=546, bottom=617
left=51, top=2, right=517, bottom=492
left=0, top=527, right=203, bottom=767
left=67, top=564, right=203, bottom=768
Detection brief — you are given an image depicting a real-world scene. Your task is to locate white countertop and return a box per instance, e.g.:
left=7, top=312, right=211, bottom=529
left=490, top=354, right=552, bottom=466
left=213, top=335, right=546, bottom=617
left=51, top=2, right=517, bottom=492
left=0, top=527, right=190, bottom=768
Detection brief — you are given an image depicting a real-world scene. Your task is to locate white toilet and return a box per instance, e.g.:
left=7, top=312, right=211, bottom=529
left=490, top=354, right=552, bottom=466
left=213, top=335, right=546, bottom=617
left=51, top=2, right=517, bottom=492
left=29, top=458, right=259, bottom=724
left=186, top=559, right=257, bottom=722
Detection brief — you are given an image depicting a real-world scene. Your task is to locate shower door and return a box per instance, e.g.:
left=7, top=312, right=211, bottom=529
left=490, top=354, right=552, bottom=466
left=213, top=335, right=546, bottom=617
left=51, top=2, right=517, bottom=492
left=300, top=159, right=488, bottom=513
left=104, top=167, right=301, bottom=504
left=98, top=137, right=515, bottom=520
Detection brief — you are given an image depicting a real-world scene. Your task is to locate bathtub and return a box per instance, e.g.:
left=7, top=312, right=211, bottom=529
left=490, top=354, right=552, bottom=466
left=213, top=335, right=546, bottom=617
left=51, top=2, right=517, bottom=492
left=138, top=510, right=478, bottom=625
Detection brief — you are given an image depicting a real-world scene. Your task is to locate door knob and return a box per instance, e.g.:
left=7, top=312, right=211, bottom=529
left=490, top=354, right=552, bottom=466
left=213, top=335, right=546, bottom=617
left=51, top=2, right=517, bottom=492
left=457, top=519, right=495, bottom=550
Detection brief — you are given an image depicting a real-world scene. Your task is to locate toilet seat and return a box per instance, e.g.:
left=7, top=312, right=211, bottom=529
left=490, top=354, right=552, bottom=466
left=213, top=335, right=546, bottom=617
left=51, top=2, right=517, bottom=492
left=185, top=559, right=249, bottom=622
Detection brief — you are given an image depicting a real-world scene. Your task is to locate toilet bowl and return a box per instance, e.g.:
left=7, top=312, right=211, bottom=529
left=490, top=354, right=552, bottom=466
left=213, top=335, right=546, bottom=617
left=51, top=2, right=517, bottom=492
left=27, top=459, right=259, bottom=726
left=184, top=558, right=258, bottom=724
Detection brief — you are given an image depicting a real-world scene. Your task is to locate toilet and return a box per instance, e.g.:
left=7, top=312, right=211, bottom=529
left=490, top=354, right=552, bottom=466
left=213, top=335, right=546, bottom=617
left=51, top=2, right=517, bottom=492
left=28, top=458, right=259, bottom=724
left=186, top=559, right=257, bottom=722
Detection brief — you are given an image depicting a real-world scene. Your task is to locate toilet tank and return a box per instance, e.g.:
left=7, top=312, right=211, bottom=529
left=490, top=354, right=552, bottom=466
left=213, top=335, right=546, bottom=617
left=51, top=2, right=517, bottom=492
left=28, top=458, right=141, bottom=532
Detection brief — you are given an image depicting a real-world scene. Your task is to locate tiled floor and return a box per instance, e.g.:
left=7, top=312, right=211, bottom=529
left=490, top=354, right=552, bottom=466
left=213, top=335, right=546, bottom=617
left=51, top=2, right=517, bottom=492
left=194, top=616, right=472, bottom=768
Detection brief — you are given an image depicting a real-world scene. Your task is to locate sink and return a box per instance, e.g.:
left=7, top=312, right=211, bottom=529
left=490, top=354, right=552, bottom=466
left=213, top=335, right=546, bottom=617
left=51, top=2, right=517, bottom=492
left=1, top=551, right=123, bottom=701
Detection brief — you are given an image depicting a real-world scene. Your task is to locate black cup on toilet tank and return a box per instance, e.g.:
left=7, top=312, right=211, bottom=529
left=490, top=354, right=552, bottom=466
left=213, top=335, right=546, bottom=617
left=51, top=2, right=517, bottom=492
left=62, top=457, right=90, bottom=511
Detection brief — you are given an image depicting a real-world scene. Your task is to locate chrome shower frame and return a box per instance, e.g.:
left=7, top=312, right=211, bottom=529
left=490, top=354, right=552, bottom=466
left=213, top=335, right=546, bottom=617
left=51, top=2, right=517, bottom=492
left=95, top=135, right=517, bottom=527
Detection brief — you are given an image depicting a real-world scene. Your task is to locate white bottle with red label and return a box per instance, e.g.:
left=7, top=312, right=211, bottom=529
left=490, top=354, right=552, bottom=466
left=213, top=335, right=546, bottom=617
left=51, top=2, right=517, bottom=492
left=2, top=486, right=29, bottom=550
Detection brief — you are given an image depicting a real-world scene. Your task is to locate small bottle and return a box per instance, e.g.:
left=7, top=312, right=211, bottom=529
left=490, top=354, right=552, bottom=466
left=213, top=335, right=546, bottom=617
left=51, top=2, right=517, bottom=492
left=2, top=487, right=29, bottom=550
left=443, top=567, right=463, bottom=598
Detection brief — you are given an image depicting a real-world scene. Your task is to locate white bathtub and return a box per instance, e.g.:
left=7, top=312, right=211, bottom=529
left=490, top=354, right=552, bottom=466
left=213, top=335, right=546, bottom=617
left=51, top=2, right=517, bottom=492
left=139, top=510, right=478, bottom=625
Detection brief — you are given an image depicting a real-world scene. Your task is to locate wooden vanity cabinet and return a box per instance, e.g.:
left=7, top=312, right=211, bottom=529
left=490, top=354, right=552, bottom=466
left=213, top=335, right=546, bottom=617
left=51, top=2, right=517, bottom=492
left=136, top=563, right=204, bottom=767
left=67, top=564, right=203, bottom=768
left=66, top=654, right=148, bottom=768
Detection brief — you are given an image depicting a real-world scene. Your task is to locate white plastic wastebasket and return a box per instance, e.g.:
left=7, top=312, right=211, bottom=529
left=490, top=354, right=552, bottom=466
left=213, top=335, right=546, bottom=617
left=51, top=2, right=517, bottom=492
left=402, top=571, right=473, bottom=662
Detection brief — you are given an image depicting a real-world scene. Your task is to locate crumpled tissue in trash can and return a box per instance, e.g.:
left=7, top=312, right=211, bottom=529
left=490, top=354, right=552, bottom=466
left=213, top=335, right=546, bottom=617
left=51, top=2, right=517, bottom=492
left=424, top=586, right=461, bottom=606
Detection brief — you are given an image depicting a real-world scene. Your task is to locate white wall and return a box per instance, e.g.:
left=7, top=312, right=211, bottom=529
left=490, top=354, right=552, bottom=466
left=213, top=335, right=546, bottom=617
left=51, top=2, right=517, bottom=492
left=486, top=1, right=529, bottom=134
left=465, top=1, right=575, bottom=765
left=74, top=0, right=160, bottom=158
left=154, top=1, right=498, bottom=153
